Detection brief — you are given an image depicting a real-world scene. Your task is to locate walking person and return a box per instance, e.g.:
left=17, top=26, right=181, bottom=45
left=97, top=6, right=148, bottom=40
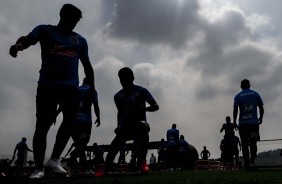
left=233, top=79, right=264, bottom=168
left=12, top=137, right=33, bottom=173
left=57, top=77, right=100, bottom=174
left=9, top=4, right=95, bottom=178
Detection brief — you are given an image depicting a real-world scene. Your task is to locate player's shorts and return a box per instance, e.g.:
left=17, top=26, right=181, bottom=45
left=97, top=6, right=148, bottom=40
left=239, top=124, right=260, bottom=142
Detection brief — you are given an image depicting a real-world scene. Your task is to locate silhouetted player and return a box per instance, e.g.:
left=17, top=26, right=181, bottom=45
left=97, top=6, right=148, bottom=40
left=96, top=67, right=159, bottom=176
left=200, top=146, right=210, bottom=160
left=13, top=137, right=33, bottom=172
left=220, top=116, right=237, bottom=139
left=60, top=77, right=100, bottom=172
left=10, top=4, right=95, bottom=178
left=166, top=124, right=179, bottom=170
left=233, top=79, right=264, bottom=168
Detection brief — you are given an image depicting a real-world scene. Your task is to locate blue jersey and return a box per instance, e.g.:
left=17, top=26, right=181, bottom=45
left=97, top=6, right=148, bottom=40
left=234, top=89, right=264, bottom=127
left=166, top=128, right=179, bottom=143
left=27, top=25, right=89, bottom=86
left=179, top=140, right=189, bottom=152
left=76, top=84, right=98, bottom=123
left=114, top=85, right=157, bottom=126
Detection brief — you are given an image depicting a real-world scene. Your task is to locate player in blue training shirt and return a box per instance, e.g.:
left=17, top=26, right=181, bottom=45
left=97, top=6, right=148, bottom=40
left=177, top=135, right=189, bottom=170
left=166, top=124, right=179, bottom=170
left=233, top=79, right=264, bottom=168
left=97, top=67, right=159, bottom=176
left=60, top=77, right=100, bottom=173
left=9, top=4, right=95, bottom=178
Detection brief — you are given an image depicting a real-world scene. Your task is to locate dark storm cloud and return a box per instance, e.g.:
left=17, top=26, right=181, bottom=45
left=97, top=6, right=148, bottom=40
left=105, top=0, right=200, bottom=48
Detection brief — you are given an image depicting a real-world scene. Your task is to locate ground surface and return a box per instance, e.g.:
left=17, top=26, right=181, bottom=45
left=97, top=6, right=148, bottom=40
left=1, top=168, right=282, bottom=184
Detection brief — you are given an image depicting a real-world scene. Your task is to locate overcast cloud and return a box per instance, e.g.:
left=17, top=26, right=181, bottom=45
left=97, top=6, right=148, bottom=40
left=1, top=0, right=282, bottom=161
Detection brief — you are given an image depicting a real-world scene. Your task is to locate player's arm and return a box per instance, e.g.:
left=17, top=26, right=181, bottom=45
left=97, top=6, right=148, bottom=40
left=233, top=104, right=239, bottom=127
left=220, top=124, right=225, bottom=132
left=92, top=90, right=100, bottom=127
left=143, top=88, right=159, bottom=112
left=12, top=145, right=18, bottom=160
left=26, top=145, right=33, bottom=152
left=80, top=39, right=95, bottom=89
left=10, top=36, right=38, bottom=58
left=258, top=104, right=264, bottom=124
left=145, top=100, right=159, bottom=112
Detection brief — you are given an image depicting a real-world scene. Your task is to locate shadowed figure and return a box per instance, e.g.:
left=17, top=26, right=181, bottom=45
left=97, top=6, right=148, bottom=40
left=220, top=116, right=238, bottom=139
left=233, top=79, right=264, bottom=168
left=96, top=67, right=159, bottom=176
left=59, top=77, right=100, bottom=172
left=12, top=137, right=33, bottom=173
left=200, top=146, right=210, bottom=160
left=9, top=4, right=95, bottom=178
left=166, top=124, right=179, bottom=170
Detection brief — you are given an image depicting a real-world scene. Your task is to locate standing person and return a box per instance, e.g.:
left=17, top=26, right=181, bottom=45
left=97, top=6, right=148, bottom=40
left=166, top=124, right=179, bottom=170
left=157, top=138, right=167, bottom=164
left=177, top=135, right=189, bottom=170
left=96, top=67, right=159, bottom=176
left=12, top=137, right=33, bottom=172
left=233, top=79, right=264, bottom=168
left=9, top=4, right=95, bottom=178
left=57, top=77, right=100, bottom=173
left=220, top=116, right=237, bottom=139
left=200, top=146, right=210, bottom=160
left=149, top=153, right=157, bottom=170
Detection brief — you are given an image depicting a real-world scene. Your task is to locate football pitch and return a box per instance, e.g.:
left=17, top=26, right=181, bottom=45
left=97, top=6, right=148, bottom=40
left=1, top=169, right=282, bottom=184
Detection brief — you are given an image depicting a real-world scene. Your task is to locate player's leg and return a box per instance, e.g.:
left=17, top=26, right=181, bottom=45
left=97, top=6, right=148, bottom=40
left=31, top=84, right=57, bottom=178
left=105, top=134, right=127, bottom=169
left=50, top=86, right=79, bottom=160
left=239, top=125, right=250, bottom=167
left=250, top=125, right=259, bottom=165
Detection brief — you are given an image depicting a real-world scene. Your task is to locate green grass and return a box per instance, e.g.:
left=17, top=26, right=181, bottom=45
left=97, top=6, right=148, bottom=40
left=1, top=169, right=282, bottom=184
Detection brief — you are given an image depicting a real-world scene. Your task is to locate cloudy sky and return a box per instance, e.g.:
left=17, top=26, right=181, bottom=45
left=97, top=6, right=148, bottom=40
left=1, top=0, right=282, bottom=161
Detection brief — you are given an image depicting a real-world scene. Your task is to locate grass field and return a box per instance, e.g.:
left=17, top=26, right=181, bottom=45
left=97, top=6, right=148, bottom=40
left=1, top=169, right=282, bottom=184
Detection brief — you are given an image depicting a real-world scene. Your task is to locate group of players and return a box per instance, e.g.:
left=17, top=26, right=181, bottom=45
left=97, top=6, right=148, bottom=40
left=8, top=2, right=264, bottom=179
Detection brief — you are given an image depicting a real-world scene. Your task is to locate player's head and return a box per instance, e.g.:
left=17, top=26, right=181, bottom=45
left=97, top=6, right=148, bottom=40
left=59, top=4, right=82, bottom=31
left=180, top=135, right=184, bottom=140
left=203, top=146, right=206, bottom=149
left=226, top=116, right=231, bottom=122
left=240, top=79, right=251, bottom=89
left=118, top=67, right=134, bottom=89
left=172, top=124, right=176, bottom=129
left=22, top=137, right=27, bottom=142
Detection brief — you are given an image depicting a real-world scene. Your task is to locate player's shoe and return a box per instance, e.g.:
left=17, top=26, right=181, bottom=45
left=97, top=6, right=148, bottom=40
left=44, top=158, right=67, bottom=174
left=29, top=169, right=45, bottom=179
